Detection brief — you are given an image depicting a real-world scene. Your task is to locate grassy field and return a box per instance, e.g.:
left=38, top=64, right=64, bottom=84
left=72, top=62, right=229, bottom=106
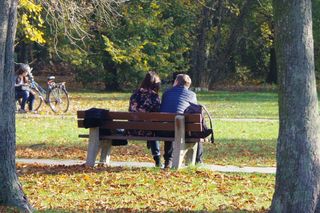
left=198, top=91, right=278, bottom=119
left=15, top=90, right=278, bottom=212
left=23, top=90, right=279, bottom=118
left=16, top=90, right=279, bottom=167
left=16, top=116, right=278, bottom=166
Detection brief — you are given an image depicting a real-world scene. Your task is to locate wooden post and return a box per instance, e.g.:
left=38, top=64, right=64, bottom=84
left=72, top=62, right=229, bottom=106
left=184, top=142, right=198, bottom=166
left=172, top=115, right=186, bottom=169
left=99, top=140, right=112, bottom=166
left=86, top=127, right=100, bottom=167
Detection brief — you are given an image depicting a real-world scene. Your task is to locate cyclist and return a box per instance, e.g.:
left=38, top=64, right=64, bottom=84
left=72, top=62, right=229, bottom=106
left=15, top=64, right=35, bottom=113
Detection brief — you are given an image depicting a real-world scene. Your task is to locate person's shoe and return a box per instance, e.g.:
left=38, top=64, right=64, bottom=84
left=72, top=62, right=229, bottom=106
left=18, top=109, right=27, bottom=113
left=153, top=155, right=162, bottom=167
left=196, top=159, right=203, bottom=164
left=164, top=160, right=172, bottom=169
left=196, top=161, right=204, bottom=166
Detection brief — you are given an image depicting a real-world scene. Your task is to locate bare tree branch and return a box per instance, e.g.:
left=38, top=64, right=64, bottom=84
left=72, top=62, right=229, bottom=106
left=38, top=0, right=127, bottom=52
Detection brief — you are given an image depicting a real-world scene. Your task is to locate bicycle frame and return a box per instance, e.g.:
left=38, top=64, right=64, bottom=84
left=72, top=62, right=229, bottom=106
left=30, top=81, right=47, bottom=101
left=27, top=71, right=69, bottom=113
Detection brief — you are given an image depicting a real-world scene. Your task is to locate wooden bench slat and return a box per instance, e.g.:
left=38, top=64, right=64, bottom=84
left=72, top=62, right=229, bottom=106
left=77, top=110, right=209, bottom=168
left=79, top=134, right=205, bottom=142
left=77, top=111, right=201, bottom=123
left=78, top=120, right=202, bottom=132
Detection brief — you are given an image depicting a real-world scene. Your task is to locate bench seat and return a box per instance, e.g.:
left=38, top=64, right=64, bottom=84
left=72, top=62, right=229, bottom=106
left=79, top=134, right=207, bottom=142
left=77, top=110, right=207, bottom=169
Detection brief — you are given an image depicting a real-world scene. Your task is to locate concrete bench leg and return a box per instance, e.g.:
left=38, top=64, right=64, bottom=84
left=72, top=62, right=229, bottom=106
left=86, top=127, right=100, bottom=167
left=172, top=115, right=186, bottom=169
left=99, top=140, right=112, bottom=166
left=184, top=142, right=198, bottom=166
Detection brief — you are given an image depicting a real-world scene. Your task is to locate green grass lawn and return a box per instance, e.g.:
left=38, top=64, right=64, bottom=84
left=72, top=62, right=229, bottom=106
left=16, top=90, right=279, bottom=167
left=16, top=117, right=277, bottom=166
left=32, top=90, right=279, bottom=118
left=198, top=91, right=279, bottom=119
left=15, top=90, right=279, bottom=212
left=70, top=90, right=280, bottom=119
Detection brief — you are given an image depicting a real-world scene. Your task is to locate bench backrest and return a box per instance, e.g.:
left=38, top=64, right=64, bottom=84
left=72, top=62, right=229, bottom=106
left=77, top=111, right=202, bottom=132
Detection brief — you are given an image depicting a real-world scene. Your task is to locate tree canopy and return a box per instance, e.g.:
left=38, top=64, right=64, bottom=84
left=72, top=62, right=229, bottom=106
left=14, top=0, right=320, bottom=90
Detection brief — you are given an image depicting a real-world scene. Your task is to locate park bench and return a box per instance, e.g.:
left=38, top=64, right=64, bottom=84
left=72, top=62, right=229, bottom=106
left=77, top=110, right=207, bottom=169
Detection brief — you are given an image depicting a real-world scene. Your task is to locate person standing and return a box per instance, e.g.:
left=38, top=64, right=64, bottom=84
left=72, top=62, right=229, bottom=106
left=160, top=74, right=202, bottom=168
left=129, top=71, right=162, bottom=167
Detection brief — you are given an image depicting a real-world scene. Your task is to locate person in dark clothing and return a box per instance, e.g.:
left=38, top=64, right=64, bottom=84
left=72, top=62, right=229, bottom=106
left=129, top=71, right=162, bottom=167
left=160, top=74, right=202, bottom=168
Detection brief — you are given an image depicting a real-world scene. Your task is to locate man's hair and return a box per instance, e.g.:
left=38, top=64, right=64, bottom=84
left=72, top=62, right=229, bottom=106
left=171, top=72, right=184, bottom=84
left=175, top=74, right=192, bottom=88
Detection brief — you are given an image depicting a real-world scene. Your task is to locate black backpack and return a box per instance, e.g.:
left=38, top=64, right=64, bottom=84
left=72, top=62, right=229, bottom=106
left=84, top=108, right=109, bottom=128
left=84, top=108, right=128, bottom=146
left=184, top=103, right=214, bottom=143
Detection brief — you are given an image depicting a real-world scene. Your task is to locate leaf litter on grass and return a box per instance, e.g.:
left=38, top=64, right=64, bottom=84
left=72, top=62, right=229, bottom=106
left=16, top=144, right=152, bottom=162
left=18, top=164, right=274, bottom=212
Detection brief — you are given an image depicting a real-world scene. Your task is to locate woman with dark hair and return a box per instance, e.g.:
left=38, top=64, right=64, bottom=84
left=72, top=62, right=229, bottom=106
left=129, top=71, right=162, bottom=167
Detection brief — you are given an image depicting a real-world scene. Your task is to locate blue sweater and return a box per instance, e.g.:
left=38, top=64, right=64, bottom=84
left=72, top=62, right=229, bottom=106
left=160, top=86, right=197, bottom=113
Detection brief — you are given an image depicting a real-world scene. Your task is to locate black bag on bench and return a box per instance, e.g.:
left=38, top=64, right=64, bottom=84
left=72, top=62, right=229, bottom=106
left=84, top=108, right=109, bottom=128
left=84, top=108, right=128, bottom=146
left=184, top=103, right=214, bottom=143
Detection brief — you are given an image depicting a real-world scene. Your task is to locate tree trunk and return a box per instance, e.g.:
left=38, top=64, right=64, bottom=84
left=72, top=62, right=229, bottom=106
left=0, top=0, right=32, bottom=211
left=208, top=0, right=253, bottom=85
left=270, top=0, right=320, bottom=212
left=16, top=41, right=32, bottom=64
left=266, top=47, right=277, bottom=84
left=103, top=53, right=120, bottom=91
left=190, top=4, right=212, bottom=88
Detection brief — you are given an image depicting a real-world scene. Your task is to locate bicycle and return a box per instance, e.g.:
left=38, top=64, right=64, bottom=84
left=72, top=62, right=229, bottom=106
left=27, top=68, right=70, bottom=113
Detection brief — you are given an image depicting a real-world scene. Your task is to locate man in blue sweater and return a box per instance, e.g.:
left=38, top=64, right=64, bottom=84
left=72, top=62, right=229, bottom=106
left=160, top=74, right=201, bottom=168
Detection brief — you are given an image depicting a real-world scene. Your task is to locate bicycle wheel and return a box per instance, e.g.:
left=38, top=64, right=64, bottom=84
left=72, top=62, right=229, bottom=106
left=48, top=87, right=69, bottom=113
left=31, top=89, right=43, bottom=112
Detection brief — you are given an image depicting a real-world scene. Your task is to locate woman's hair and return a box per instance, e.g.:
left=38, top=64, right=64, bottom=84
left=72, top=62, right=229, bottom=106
left=140, top=71, right=161, bottom=93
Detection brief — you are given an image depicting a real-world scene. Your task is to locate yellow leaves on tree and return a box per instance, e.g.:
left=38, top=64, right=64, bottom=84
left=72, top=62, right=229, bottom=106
left=19, top=0, right=46, bottom=44
left=103, top=35, right=158, bottom=72
left=20, top=0, right=42, bottom=13
left=260, top=22, right=273, bottom=48
left=103, top=35, right=129, bottom=64
left=150, top=1, right=160, bottom=10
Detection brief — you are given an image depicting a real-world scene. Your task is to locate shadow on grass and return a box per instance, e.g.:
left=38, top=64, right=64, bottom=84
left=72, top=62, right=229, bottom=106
left=17, top=144, right=87, bottom=150
left=205, top=138, right=276, bottom=154
left=16, top=139, right=276, bottom=167
left=17, top=163, right=145, bottom=176
left=204, top=139, right=276, bottom=166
